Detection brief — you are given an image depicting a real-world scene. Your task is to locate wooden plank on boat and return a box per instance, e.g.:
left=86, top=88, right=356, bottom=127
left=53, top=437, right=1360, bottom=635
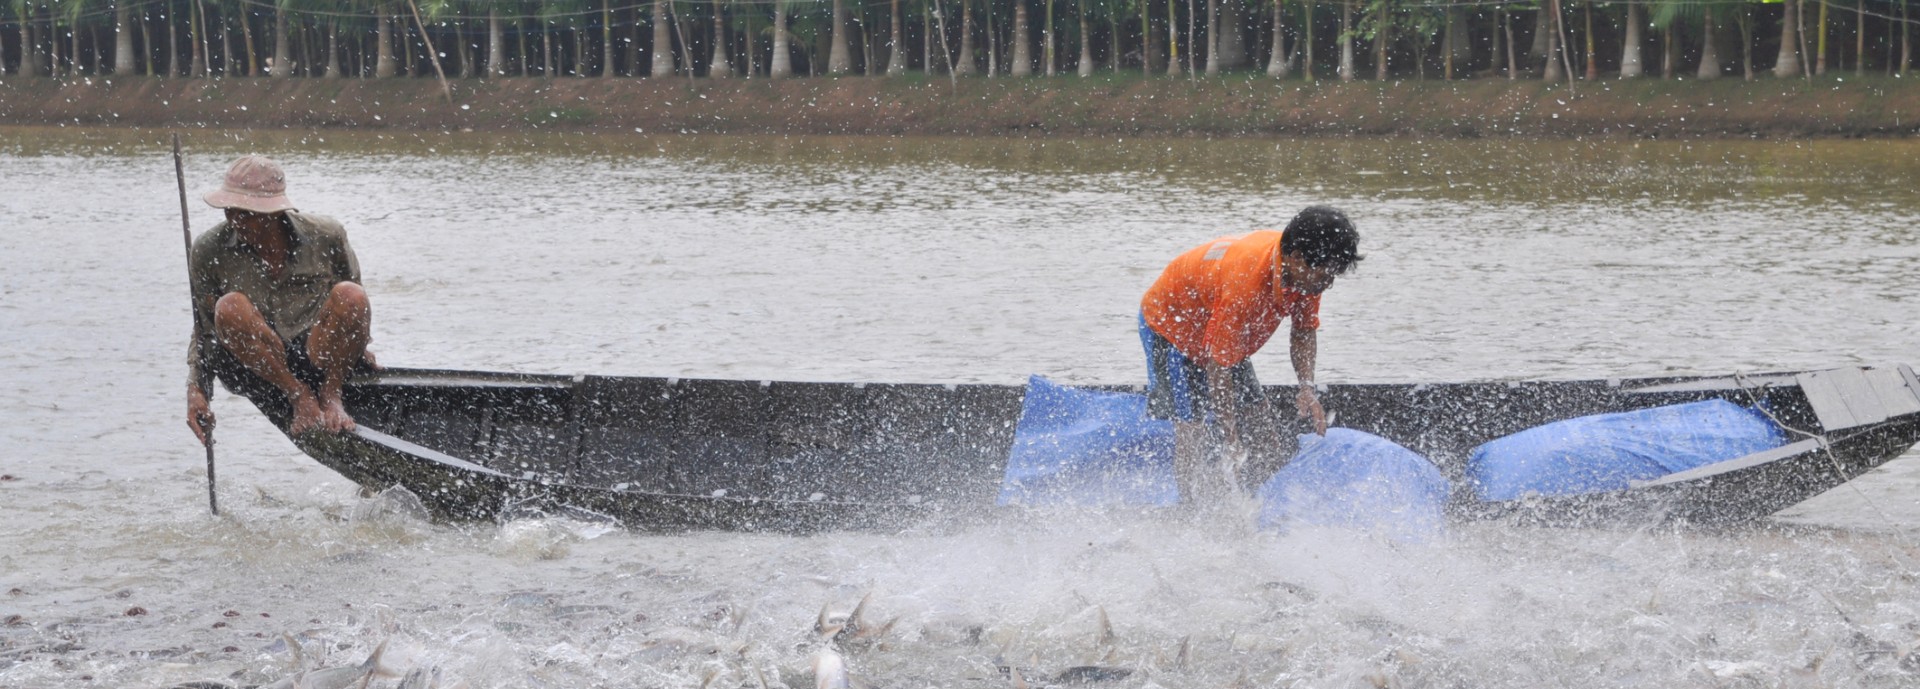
left=1865, top=367, right=1920, bottom=417
left=1828, top=367, right=1889, bottom=426
left=1797, top=370, right=1860, bottom=431
left=1632, top=438, right=1825, bottom=488
left=1622, top=374, right=1796, bottom=394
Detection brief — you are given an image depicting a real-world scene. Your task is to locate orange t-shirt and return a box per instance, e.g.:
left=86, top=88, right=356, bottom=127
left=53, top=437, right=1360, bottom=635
left=1140, top=230, right=1321, bottom=368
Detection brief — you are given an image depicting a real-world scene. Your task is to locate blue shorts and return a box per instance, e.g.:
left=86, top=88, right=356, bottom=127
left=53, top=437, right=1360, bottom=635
left=1139, top=312, right=1264, bottom=423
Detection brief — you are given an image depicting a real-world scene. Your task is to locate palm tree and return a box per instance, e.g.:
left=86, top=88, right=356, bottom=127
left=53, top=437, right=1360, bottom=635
left=1651, top=0, right=1718, bottom=79
left=1338, top=0, right=1353, bottom=80
left=711, top=0, right=733, bottom=76
left=1813, top=0, right=1826, bottom=74
left=887, top=0, right=907, bottom=73
left=1216, top=0, right=1246, bottom=69
left=374, top=3, right=397, bottom=76
left=955, top=0, right=975, bottom=73
left=828, top=0, right=850, bottom=72
left=770, top=0, right=792, bottom=76
left=652, top=0, right=674, bottom=75
left=1620, top=0, right=1644, bottom=77
left=1077, top=0, right=1093, bottom=75
left=486, top=4, right=506, bottom=75
left=1044, top=0, right=1055, bottom=76
left=1266, top=0, right=1291, bottom=76
left=1012, top=0, right=1031, bottom=74
left=270, top=1, right=291, bottom=76
left=1695, top=6, right=1719, bottom=78
left=602, top=0, right=615, bottom=76
left=112, top=0, right=135, bottom=74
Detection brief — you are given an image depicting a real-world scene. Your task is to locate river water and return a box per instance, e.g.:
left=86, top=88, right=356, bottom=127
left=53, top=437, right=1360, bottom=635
left=2, top=128, right=1918, bottom=688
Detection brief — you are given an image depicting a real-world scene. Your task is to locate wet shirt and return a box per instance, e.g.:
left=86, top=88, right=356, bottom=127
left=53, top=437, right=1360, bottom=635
left=187, top=211, right=360, bottom=392
left=1140, top=230, right=1320, bottom=368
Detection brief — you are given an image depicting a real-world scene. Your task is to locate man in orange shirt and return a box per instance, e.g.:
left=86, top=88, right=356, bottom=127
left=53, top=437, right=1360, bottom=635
left=1139, top=206, right=1362, bottom=499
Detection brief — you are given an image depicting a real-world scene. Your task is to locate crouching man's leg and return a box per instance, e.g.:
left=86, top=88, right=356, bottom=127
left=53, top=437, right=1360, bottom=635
left=305, top=281, right=372, bottom=433
left=214, top=291, right=331, bottom=435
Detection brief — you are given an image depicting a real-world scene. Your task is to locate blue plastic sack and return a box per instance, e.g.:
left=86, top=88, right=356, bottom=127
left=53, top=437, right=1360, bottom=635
left=1255, top=429, right=1450, bottom=541
left=1467, top=399, right=1788, bottom=502
left=998, top=376, right=1179, bottom=507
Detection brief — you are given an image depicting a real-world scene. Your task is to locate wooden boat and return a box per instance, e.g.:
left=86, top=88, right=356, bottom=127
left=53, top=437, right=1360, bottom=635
left=260, top=364, right=1920, bottom=532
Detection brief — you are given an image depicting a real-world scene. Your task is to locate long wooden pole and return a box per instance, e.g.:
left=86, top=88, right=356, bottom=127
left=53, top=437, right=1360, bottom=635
left=173, top=133, right=217, bottom=517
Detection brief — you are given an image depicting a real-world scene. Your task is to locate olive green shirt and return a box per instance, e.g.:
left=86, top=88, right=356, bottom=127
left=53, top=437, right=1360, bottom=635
left=187, top=211, right=361, bottom=394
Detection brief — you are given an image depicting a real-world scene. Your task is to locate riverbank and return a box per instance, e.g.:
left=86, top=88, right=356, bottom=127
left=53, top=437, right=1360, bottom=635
left=3, top=74, right=1918, bottom=138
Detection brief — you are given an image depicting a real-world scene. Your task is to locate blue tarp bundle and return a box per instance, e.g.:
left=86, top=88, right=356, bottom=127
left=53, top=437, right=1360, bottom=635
left=997, top=376, right=1179, bottom=507
left=1467, top=399, right=1789, bottom=502
left=1254, top=429, right=1451, bottom=541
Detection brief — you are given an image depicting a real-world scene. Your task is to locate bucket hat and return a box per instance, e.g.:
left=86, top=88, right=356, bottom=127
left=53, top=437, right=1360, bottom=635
left=203, top=155, right=297, bottom=214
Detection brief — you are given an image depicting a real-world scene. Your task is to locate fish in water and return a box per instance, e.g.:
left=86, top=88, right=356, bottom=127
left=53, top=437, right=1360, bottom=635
left=259, top=640, right=399, bottom=689
left=812, top=648, right=851, bottom=689
left=1054, top=666, right=1132, bottom=684
left=396, top=665, right=470, bottom=689
left=814, top=592, right=896, bottom=648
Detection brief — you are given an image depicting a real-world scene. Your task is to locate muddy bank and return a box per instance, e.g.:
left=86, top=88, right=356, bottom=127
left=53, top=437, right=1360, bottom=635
left=3, top=74, right=1918, bottom=138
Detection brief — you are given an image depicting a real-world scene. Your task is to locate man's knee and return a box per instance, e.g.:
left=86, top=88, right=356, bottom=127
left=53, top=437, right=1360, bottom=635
left=327, top=281, right=369, bottom=313
left=212, top=292, right=260, bottom=333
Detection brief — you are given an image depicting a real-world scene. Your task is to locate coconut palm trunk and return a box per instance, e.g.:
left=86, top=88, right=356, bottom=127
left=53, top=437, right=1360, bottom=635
left=1205, top=0, right=1219, bottom=74
left=1901, top=0, right=1910, bottom=75
left=1583, top=1, right=1596, bottom=80
left=1372, top=14, right=1386, bottom=80
left=829, top=0, right=852, bottom=72
left=159, top=8, right=174, bottom=77
left=1338, top=0, right=1353, bottom=80
left=652, top=0, right=674, bottom=75
left=1542, top=6, right=1563, bottom=80
left=327, top=24, right=342, bottom=77
left=1166, top=0, right=1181, bottom=75
left=888, top=0, right=907, bottom=73
left=1012, top=0, right=1031, bottom=74
left=1218, top=0, right=1245, bottom=68
left=1077, top=10, right=1091, bottom=75
left=957, top=0, right=976, bottom=73
left=1529, top=7, right=1549, bottom=65
left=1503, top=8, right=1516, bottom=78
left=711, top=0, right=733, bottom=76
left=1854, top=0, right=1863, bottom=76
left=271, top=6, right=289, bottom=77
left=1695, top=8, right=1719, bottom=78
left=375, top=12, right=396, bottom=76
left=142, top=9, right=156, bottom=76
left=113, top=2, right=136, bottom=75
left=1141, top=0, right=1152, bottom=74
left=1814, top=0, right=1826, bottom=74
left=189, top=1, right=206, bottom=76
left=771, top=0, right=792, bottom=76
left=1267, top=0, right=1289, bottom=76
left=487, top=11, right=504, bottom=76
left=1044, top=0, right=1055, bottom=75
left=1620, top=0, right=1643, bottom=77
left=601, top=0, right=614, bottom=76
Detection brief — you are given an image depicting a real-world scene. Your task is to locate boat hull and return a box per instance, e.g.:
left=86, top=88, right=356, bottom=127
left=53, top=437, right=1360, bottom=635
left=226, top=364, right=1920, bottom=532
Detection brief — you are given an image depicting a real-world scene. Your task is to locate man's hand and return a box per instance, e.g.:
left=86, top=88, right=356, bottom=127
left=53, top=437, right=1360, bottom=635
left=187, top=385, right=216, bottom=446
left=1296, top=385, right=1327, bottom=436
left=362, top=346, right=381, bottom=371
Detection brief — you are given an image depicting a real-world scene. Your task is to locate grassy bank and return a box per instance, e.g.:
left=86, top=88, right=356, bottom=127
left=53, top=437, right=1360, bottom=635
left=3, top=74, right=1918, bottom=138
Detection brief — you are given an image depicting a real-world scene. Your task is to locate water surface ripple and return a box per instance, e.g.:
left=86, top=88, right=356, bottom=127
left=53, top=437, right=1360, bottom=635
left=2, top=129, right=1918, bottom=689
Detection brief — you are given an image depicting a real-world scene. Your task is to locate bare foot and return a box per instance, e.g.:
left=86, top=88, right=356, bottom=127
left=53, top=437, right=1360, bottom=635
left=289, top=395, right=326, bottom=436
left=317, top=394, right=355, bottom=434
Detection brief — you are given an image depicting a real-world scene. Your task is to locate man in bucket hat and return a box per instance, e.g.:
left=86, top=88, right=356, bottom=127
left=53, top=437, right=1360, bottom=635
left=185, top=155, right=376, bottom=442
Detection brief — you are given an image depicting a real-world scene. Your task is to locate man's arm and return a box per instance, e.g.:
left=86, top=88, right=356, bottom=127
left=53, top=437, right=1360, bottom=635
left=1290, top=325, right=1327, bottom=435
left=1205, top=358, right=1241, bottom=445
left=186, top=238, right=219, bottom=446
